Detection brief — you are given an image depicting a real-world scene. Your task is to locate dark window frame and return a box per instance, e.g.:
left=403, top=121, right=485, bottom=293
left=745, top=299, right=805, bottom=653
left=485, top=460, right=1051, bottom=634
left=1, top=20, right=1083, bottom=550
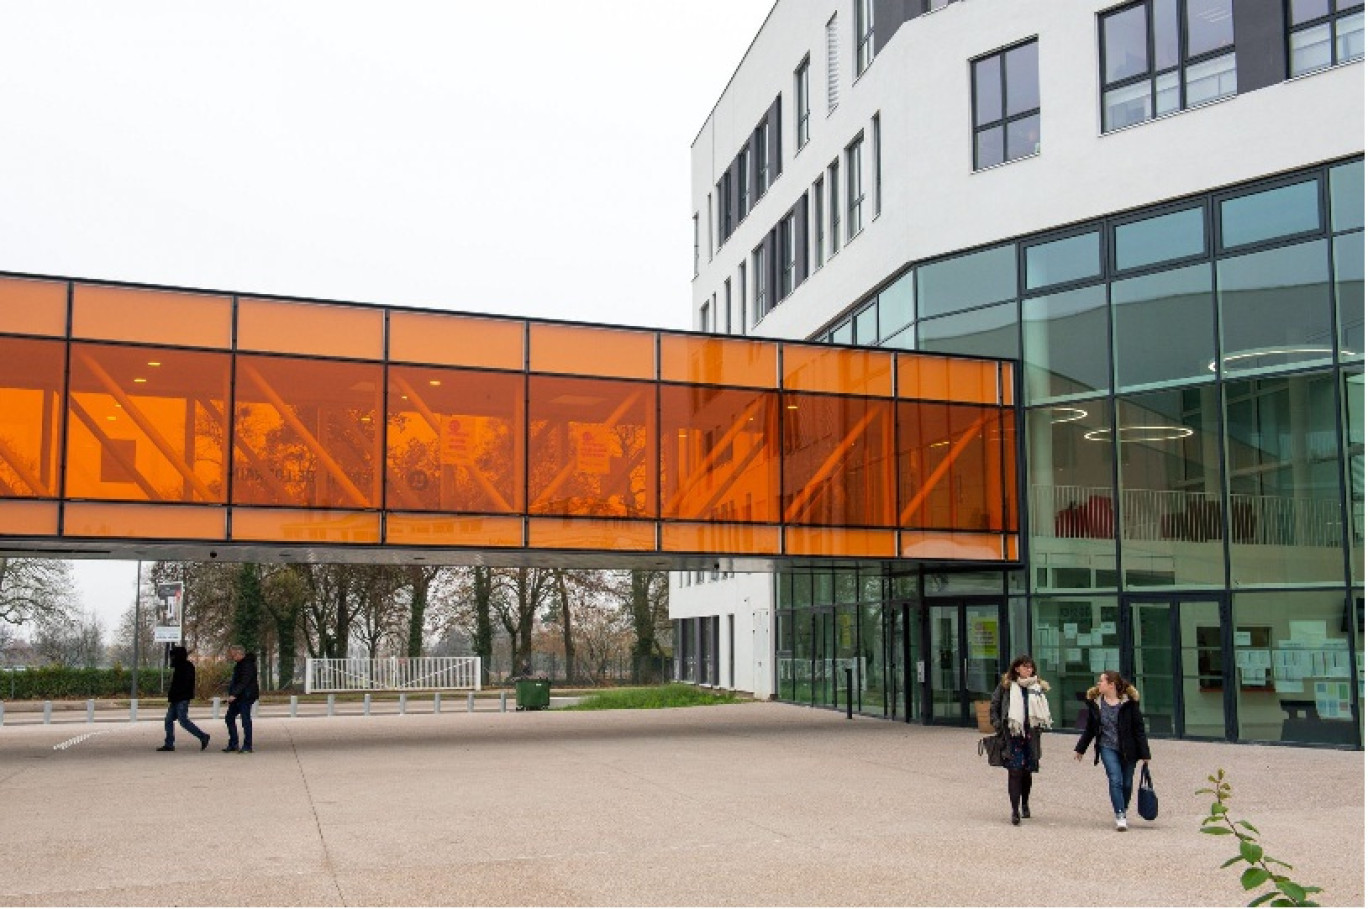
left=846, top=133, right=865, bottom=241
left=796, top=57, right=812, bottom=149
left=971, top=38, right=1041, bottom=171
left=855, top=0, right=875, bottom=75
left=1287, top=0, right=1366, bottom=76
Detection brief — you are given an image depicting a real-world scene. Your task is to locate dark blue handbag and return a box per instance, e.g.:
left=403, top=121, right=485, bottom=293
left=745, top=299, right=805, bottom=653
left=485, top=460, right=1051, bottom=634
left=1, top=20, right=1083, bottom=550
left=1137, top=763, right=1158, bottom=820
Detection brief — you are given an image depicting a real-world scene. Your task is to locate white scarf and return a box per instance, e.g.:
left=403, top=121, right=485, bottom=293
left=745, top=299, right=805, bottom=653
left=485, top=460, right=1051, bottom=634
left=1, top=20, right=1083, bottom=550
left=1007, top=676, right=1053, bottom=736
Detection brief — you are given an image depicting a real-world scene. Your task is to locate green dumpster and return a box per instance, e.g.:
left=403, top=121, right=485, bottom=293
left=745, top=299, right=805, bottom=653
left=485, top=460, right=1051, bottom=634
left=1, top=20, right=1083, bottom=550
left=514, top=677, right=551, bottom=710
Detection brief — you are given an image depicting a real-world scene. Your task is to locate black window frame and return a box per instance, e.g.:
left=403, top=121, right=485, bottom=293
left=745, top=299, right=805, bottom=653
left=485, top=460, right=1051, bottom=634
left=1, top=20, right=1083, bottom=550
left=795, top=57, right=811, bottom=150
left=779, top=213, right=796, bottom=300
left=1287, top=0, right=1366, bottom=76
left=846, top=133, right=865, bottom=241
left=855, top=0, right=875, bottom=75
left=1098, top=0, right=1237, bottom=134
left=970, top=38, right=1041, bottom=171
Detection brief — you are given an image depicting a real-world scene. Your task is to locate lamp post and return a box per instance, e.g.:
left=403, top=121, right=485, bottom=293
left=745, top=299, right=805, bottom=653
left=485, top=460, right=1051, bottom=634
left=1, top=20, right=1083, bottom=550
left=129, top=560, right=141, bottom=700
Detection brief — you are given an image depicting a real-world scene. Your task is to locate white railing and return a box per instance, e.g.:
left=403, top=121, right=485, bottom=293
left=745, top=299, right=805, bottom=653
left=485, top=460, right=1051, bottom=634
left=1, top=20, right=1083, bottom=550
left=305, top=657, right=482, bottom=694
left=1030, top=485, right=1344, bottom=548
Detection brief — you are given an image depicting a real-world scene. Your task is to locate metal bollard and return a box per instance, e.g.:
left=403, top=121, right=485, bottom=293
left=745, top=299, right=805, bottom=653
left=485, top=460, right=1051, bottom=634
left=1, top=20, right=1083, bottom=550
left=251, top=701, right=258, bottom=719
left=327, top=693, right=335, bottom=717
left=290, top=695, right=298, bottom=717
left=86, top=699, right=95, bottom=723
left=499, top=691, right=507, bottom=713
left=434, top=692, right=442, bottom=714
left=43, top=701, right=52, bottom=724
left=364, top=693, right=371, bottom=716
left=212, top=697, right=221, bottom=720
left=399, top=693, right=407, bottom=716
left=130, top=698, right=138, bottom=722
left=0, top=702, right=5, bottom=726
left=467, top=692, right=475, bottom=712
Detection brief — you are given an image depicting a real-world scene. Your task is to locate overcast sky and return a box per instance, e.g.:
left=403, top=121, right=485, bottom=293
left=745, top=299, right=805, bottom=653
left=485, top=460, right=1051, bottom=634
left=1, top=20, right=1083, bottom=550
left=0, top=0, right=774, bottom=634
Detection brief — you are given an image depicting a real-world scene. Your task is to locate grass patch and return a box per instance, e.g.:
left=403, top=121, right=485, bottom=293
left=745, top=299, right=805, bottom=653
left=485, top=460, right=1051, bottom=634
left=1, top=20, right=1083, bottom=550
left=562, top=684, right=739, bottom=711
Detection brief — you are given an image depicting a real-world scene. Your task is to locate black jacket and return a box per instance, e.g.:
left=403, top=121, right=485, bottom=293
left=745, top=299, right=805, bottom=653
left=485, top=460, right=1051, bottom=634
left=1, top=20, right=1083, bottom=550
left=988, top=672, right=1051, bottom=764
left=228, top=653, right=260, bottom=703
left=167, top=646, right=196, bottom=704
left=1074, top=685, right=1152, bottom=765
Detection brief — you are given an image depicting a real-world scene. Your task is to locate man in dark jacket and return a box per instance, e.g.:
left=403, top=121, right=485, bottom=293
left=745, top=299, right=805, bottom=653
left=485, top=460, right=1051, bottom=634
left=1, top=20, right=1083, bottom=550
left=157, top=645, right=210, bottom=752
left=223, top=644, right=260, bottom=753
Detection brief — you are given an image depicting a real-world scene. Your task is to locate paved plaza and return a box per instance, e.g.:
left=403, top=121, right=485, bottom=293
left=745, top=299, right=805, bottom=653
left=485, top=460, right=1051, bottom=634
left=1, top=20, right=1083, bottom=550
left=0, top=701, right=1362, bottom=906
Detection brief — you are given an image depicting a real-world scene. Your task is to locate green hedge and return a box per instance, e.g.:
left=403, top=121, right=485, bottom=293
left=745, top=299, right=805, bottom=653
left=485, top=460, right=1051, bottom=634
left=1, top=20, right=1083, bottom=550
left=2, top=666, right=173, bottom=701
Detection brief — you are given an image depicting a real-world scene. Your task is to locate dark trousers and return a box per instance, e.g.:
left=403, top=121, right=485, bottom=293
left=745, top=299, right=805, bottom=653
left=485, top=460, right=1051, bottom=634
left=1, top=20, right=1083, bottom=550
left=163, top=700, right=206, bottom=747
left=1007, top=769, right=1034, bottom=813
left=225, top=699, right=254, bottom=749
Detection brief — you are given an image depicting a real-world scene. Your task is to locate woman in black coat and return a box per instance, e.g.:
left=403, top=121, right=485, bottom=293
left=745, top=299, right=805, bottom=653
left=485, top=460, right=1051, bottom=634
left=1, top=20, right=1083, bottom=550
left=1073, top=669, right=1152, bottom=831
left=988, top=654, right=1053, bottom=826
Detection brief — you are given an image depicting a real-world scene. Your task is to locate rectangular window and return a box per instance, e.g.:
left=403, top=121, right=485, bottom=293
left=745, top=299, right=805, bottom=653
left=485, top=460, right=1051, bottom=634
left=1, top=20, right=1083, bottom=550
left=1114, top=206, right=1206, bottom=271
left=1100, top=1, right=1235, bottom=133
left=855, top=0, right=875, bottom=75
left=756, top=121, right=771, bottom=196
left=846, top=136, right=865, bottom=240
left=795, top=58, right=811, bottom=149
left=813, top=176, right=826, bottom=269
left=723, top=279, right=733, bottom=334
left=827, top=14, right=840, bottom=113
left=738, top=145, right=751, bottom=218
left=1219, top=179, right=1322, bottom=249
left=718, top=173, right=733, bottom=242
left=753, top=245, right=768, bottom=319
left=738, top=261, right=748, bottom=333
left=1289, top=0, right=1365, bottom=76
left=1025, top=231, right=1101, bottom=290
left=871, top=113, right=882, bottom=217
left=972, top=39, right=1039, bottom=170
left=700, top=299, right=711, bottom=333
left=692, top=214, right=699, bottom=277
left=779, top=214, right=796, bottom=299
left=828, top=159, right=841, bottom=257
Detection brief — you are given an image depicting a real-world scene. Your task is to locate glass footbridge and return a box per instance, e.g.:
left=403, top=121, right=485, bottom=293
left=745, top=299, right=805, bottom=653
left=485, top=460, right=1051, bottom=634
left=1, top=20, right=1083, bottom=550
left=0, top=272, right=1019, bottom=570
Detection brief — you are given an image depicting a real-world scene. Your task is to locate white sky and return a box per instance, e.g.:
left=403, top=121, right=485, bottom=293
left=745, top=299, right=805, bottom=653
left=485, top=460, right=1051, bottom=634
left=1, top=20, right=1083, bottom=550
left=0, top=0, right=775, bottom=633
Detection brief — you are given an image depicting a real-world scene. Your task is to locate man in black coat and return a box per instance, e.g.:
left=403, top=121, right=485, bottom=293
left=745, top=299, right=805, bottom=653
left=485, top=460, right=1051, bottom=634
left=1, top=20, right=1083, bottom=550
left=157, top=645, right=210, bottom=752
left=223, top=644, right=260, bottom=753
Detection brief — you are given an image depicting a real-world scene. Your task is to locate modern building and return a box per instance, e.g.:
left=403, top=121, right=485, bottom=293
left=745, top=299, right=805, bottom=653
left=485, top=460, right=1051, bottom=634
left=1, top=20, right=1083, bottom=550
left=677, top=0, right=1364, bottom=748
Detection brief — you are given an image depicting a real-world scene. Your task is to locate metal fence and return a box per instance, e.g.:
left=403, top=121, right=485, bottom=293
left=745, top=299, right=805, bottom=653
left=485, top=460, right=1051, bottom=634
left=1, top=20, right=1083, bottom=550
left=304, top=657, right=482, bottom=694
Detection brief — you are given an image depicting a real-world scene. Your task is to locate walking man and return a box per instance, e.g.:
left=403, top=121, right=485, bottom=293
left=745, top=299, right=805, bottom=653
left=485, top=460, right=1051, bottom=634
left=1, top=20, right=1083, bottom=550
left=157, top=645, right=210, bottom=752
left=222, top=644, right=259, bottom=753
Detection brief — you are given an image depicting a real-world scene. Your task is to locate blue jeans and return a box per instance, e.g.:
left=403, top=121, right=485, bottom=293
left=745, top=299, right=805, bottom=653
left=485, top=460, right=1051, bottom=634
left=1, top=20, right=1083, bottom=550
left=1099, top=746, right=1135, bottom=814
left=163, top=700, right=207, bottom=747
left=225, top=700, right=253, bottom=750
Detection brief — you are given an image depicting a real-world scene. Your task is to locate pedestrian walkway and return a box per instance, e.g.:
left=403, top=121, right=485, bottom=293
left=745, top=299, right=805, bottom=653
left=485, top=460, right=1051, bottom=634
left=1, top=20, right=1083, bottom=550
left=0, top=701, right=1361, bottom=906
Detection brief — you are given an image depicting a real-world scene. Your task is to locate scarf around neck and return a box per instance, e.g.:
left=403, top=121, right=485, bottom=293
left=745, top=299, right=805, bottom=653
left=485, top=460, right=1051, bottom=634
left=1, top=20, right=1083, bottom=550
left=1007, top=676, right=1053, bottom=736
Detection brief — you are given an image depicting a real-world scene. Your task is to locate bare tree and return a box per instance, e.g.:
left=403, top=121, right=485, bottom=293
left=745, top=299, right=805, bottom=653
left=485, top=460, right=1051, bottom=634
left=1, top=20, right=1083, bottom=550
left=0, top=558, right=76, bottom=627
left=492, top=567, right=557, bottom=676
left=33, top=612, right=104, bottom=667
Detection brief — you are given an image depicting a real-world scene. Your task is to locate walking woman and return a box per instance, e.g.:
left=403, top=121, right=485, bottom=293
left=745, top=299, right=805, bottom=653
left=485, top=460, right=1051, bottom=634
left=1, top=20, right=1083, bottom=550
left=988, top=654, right=1053, bottom=825
left=1073, top=670, right=1151, bottom=831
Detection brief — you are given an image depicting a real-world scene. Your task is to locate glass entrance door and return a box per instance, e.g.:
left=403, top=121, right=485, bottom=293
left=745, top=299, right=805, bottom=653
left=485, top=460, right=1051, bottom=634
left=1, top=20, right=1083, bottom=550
left=1124, top=595, right=1228, bottom=740
left=925, top=600, right=1005, bottom=724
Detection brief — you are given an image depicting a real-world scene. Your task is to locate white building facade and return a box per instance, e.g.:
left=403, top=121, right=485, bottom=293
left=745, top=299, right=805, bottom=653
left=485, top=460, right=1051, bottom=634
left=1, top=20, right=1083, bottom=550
left=677, top=0, right=1364, bottom=748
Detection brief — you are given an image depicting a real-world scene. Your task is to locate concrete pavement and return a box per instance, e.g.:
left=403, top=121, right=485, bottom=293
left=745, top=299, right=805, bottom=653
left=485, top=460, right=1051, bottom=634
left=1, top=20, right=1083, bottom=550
left=0, top=701, right=1362, bottom=906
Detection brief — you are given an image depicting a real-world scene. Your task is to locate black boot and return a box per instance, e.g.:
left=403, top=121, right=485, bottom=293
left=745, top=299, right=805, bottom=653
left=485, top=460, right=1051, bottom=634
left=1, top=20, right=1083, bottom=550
left=1020, top=798, right=1031, bottom=819
left=1011, top=810, right=1020, bottom=825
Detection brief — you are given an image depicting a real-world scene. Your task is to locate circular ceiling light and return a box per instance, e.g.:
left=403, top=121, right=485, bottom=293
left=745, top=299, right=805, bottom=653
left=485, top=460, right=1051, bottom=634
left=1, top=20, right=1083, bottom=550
left=1084, top=425, right=1195, bottom=443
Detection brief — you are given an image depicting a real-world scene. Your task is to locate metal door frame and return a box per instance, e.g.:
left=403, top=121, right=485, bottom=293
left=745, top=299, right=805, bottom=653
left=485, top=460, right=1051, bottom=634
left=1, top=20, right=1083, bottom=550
left=919, top=596, right=1008, bottom=726
left=1120, top=592, right=1233, bottom=741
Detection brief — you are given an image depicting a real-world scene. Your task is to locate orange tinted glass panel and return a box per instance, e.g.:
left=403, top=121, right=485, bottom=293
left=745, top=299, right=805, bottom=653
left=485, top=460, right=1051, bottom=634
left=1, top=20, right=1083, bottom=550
left=386, top=514, right=523, bottom=548
left=900, top=530, right=1006, bottom=561
left=1000, top=363, right=1015, bottom=406
left=529, top=324, right=655, bottom=379
left=0, top=337, right=65, bottom=497
left=782, top=393, right=895, bottom=527
left=389, top=312, right=524, bottom=370
left=0, top=501, right=58, bottom=535
left=527, top=376, right=655, bottom=518
left=659, top=385, right=779, bottom=522
left=785, top=527, right=896, bottom=557
left=66, top=345, right=230, bottom=503
left=64, top=503, right=225, bottom=539
left=237, top=299, right=383, bottom=359
left=527, top=517, right=656, bottom=551
left=1000, top=411, right=1019, bottom=532
left=898, top=353, right=1000, bottom=404
left=781, top=344, right=893, bottom=396
left=0, top=277, right=66, bottom=336
left=233, top=356, right=382, bottom=508
left=387, top=367, right=523, bottom=514
left=72, top=285, right=232, bottom=349
left=660, top=522, right=781, bottom=554
left=897, top=402, right=1007, bottom=531
left=231, top=508, right=380, bottom=544
left=659, top=335, right=778, bottom=388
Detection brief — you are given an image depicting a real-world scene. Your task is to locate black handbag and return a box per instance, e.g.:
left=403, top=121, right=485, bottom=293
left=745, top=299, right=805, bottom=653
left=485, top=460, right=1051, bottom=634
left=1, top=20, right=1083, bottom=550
left=1137, top=763, right=1158, bottom=820
left=978, top=733, right=1005, bottom=767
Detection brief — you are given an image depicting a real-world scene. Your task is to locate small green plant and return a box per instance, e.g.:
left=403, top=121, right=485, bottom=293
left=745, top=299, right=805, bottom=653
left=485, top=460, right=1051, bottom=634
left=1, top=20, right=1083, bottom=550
left=563, top=684, right=738, bottom=711
left=1197, top=768, right=1322, bottom=907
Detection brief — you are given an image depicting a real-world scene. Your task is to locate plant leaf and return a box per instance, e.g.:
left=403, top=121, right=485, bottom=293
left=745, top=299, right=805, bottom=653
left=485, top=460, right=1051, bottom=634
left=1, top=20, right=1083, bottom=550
left=1237, top=820, right=1261, bottom=834
left=1247, top=892, right=1277, bottom=907
left=1211, top=802, right=1229, bottom=815
left=1240, top=840, right=1264, bottom=863
left=1276, top=881, right=1307, bottom=902
left=1265, top=858, right=1292, bottom=869
left=1202, top=826, right=1234, bottom=835
left=1221, top=856, right=1245, bottom=868
left=1242, top=868, right=1272, bottom=891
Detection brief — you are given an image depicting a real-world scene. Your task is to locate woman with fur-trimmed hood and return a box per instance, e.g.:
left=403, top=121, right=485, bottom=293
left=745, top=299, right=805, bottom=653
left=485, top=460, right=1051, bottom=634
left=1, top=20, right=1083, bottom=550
left=1073, top=670, right=1152, bottom=831
left=988, top=654, right=1053, bottom=826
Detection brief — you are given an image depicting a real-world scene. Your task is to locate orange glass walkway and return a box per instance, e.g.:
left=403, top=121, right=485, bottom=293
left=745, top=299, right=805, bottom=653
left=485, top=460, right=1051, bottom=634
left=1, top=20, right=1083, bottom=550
left=0, top=273, right=1019, bottom=569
